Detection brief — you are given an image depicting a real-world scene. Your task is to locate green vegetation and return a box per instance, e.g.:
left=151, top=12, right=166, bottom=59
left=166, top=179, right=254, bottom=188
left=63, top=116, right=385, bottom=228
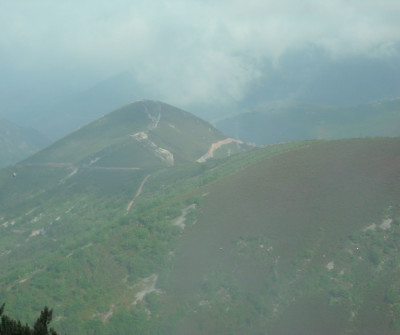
left=0, top=304, right=58, bottom=335
left=156, top=137, right=400, bottom=335
left=28, top=100, right=231, bottom=165
left=1, top=100, right=400, bottom=334
left=0, top=100, right=252, bottom=334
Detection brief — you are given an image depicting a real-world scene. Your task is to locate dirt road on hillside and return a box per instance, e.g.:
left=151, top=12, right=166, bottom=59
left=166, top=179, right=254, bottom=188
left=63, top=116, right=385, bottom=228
left=197, top=138, right=243, bottom=163
left=126, top=174, right=151, bottom=212
left=86, top=166, right=141, bottom=171
left=18, top=162, right=141, bottom=171
left=18, top=162, right=73, bottom=167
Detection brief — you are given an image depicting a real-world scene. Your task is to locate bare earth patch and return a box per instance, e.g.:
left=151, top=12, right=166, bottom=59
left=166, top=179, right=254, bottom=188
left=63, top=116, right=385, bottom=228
left=14, top=268, right=45, bottom=286
left=1, top=220, right=15, bottom=228
left=171, top=204, right=196, bottom=229
left=93, top=304, right=116, bottom=323
left=126, top=174, right=151, bottom=212
left=197, top=138, right=243, bottom=163
left=363, top=223, right=377, bottom=231
left=326, top=261, right=335, bottom=271
left=380, top=217, right=393, bottom=230
left=363, top=217, right=393, bottom=231
left=28, top=228, right=45, bottom=238
left=132, top=274, right=161, bottom=305
left=131, top=132, right=174, bottom=166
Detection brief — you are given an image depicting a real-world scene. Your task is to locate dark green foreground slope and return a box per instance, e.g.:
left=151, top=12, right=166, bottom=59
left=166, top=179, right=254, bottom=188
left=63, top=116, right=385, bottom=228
left=162, top=138, right=400, bottom=335
left=1, top=100, right=400, bottom=334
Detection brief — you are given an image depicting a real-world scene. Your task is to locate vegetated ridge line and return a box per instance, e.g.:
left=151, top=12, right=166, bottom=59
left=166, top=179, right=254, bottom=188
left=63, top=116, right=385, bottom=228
left=126, top=174, right=151, bottom=212
left=197, top=138, right=243, bottom=163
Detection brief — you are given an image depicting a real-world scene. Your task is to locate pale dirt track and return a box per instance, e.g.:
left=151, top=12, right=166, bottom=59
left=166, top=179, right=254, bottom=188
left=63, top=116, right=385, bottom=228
left=126, top=174, right=151, bottom=212
left=19, top=162, right=141, bottom=171
left=197, top=138, right=243, bottom=163
left=85, top=166, right=141, bottom=171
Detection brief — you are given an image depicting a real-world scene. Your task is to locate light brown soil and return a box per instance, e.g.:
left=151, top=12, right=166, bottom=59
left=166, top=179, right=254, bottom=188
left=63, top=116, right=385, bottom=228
left=126, top=174, right=151, bottom=212
left=197, top=138, right=243, bottom=162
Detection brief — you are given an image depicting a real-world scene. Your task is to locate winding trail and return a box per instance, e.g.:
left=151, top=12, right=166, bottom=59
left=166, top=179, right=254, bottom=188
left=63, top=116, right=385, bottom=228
left=197, top=138, right=243, bottom=163
left=86, top=166, right=141, bottom=171
left=17, top=162, right=73, bottom=168
left=18, top=162, right=141, bottom=171
left=126, top=174, right=151, bottom=212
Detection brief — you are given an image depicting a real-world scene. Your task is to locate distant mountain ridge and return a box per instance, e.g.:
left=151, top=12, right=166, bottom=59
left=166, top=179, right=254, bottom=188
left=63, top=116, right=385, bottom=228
left=29, top=72, right=147, bottom=140
left=0, top=118, right=49, bottom=168
left=25, top=100, right=249, bottom=169
left=216, top=98, right=400, bottom=145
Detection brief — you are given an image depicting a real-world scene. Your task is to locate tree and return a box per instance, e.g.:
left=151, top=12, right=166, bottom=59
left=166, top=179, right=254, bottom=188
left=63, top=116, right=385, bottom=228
left=0, top=304, right=59, bottom=335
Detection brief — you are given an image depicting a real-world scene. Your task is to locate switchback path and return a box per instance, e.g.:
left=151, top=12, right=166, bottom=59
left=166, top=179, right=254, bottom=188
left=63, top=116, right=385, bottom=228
left=126, top=174, right=151, bottom=212
left=85, top=166, right=141, bottom=171
left=17, top=162, right=73, bottom=168
left=17, top=162, right=141, bottom=171
left=197, top=138, right=243, bottom=163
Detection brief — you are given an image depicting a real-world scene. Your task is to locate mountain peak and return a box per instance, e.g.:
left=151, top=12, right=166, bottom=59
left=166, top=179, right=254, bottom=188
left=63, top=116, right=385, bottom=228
left=24, top=101, right=248, bottom=169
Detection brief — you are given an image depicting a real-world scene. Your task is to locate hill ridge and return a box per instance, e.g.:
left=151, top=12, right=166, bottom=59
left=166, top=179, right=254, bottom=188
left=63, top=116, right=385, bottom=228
left=0, top=137, right=400, bottom=334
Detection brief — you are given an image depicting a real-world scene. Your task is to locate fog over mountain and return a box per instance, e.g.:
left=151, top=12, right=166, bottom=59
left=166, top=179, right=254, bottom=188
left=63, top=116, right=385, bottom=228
left=1, top=1, right=400, bottom=138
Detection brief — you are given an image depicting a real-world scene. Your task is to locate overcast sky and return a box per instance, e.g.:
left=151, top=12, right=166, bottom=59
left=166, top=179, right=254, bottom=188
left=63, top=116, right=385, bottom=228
left=1, top=0, right=400, bottom=123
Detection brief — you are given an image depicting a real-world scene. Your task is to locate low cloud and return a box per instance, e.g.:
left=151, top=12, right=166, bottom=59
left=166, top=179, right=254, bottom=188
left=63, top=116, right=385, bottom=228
left=1, top=0, right=400, bottom=110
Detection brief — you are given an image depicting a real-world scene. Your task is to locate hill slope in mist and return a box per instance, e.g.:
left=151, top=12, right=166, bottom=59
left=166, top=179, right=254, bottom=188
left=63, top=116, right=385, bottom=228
left=27, top=100, right=247, bottom=167
left=0, top=100, right=250, bottom=334
left=0, top=100, right=400, bottom=334
left=216, top=98, right=400, bottom=145
left=0, top=118, right=49, bottom=168
left=26, top=72, right=147, bottom=140
left=161, top=138, right=400, bottom=335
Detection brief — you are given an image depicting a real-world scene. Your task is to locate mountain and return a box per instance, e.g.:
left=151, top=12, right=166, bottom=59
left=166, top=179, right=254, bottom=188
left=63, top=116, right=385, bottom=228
left=0, top=100, right=399, bottom=334
left=216, top=98, right=400, bottom=145
left=3, top=49, right=400, bottom=140
left=239, top=50, right=400, bottom=108
left=0, top=118, right=50, bottom=168
left=26, top=100, right=248, bottom=167
left=0, top=100, right=250, bottom=333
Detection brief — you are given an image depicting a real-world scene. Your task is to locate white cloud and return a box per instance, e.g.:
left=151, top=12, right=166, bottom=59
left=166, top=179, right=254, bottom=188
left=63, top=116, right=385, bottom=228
left=1, top=0, right=399, bottom=107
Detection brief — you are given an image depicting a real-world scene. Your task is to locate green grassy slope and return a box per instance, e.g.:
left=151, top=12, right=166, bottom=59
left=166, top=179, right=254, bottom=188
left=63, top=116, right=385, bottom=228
left=28, top=100, right=238, bottom=166
left=0, top=100, right=252, bottom=334
left=216, top=98, right=400, bottom=145
left=159, top=137, right=400, bottom=335
left=1, top=98, right=400, bottom=334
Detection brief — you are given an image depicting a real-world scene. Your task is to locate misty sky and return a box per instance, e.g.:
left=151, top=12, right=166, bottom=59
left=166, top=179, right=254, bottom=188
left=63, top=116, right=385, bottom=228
left=1, top=0, right=400, bottom=133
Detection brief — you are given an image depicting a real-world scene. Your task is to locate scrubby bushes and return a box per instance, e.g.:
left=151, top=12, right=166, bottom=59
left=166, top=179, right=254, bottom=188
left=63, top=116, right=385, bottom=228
left=0, top=304, right=58, bottom=335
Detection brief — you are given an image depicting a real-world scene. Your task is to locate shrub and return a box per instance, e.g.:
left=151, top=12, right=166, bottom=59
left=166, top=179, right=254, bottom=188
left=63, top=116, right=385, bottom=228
left=0, top=304, right=59, bottom=335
